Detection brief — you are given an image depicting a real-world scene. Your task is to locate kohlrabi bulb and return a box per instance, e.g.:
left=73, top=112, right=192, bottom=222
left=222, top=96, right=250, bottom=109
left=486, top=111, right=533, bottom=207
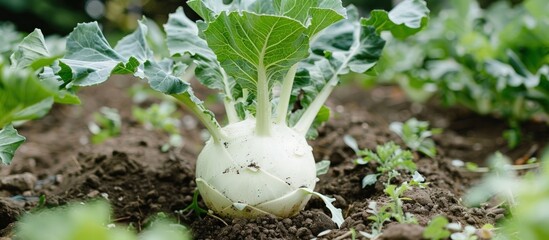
left=195, top=118, right=317, bottom=218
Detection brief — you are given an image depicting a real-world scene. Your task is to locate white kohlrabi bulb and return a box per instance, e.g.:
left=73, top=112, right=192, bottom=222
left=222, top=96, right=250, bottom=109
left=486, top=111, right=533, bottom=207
left=195, top=118, right=317, bottom=218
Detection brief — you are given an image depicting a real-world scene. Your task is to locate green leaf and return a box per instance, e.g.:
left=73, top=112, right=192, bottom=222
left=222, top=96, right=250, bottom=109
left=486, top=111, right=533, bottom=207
left=165, top=7, right=230, bottom=93
left=343, top=134, right=359, bottom=154
left=203, top=11, right=310, bottom=94
left=307, top=7, right=345, bottom=37
left=0, top=124, right=25, bottom=165
left=115, top=21, right=153, bottom=62
left=362, top=174, right=378, bottom=188
left=165, top=7, right=215, bottom=60
left=0, top=67, right=54, bottom=126
left=362, top=0, right=429, bottom=39
left=143, top=60, right=189, bottom=94
left=10, top=29, right=50, bottom=70
left=304, top=189, right=344, bottom=228
left=59, top=21, right=151, bottom=87
left=291, top=6, right=385, bottom=131
left=39, top=66, right=81, bottom=105
left=89, top=107, right=122, bottom=144
left=274, top=0, right=317, bottom=24
left=272, top=0, right=346, bottom=37
left=187, top=0, right=233, bottom=22
left=423, top=216, right=451, bottom=240
left=0, top=23, right=23, bottom=59
left=315, top=160, right=331, bottom=176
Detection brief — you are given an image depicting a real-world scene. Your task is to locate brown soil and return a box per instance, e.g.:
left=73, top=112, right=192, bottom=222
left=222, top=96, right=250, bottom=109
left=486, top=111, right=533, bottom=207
left=0, top=76, right=547, bottom=239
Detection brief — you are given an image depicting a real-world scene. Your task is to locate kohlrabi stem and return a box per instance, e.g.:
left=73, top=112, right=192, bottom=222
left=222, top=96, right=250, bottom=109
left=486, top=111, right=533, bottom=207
left=171, top=92, right=226, bottom=143
left=275, top=63, right=298, bottom=125
left=256, top=66, right=271, bottom=136
left=221, top=68, right=239, bottom=124
left=224, top=98, right=238, bottom=124
left=293, top=78, right=336, bottom=135
left=294, top=25, right=364, bottom=136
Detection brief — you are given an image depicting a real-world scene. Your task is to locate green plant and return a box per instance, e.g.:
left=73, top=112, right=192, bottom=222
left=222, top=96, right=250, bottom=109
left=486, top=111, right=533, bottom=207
left=14, top=201, right=191, bottom=240
left=359, top=201, right=393, bottom=240
left=384, top=182, right=418, bottom=224
left=389, top=118, right=441, bottom=158
left=41, top=0, right=429, bottom=224
left=132, top=101, right=184, bottom=152
left=354, top=141, right=416, bottom=187
left=88, top=107, right=122, bottom=144
left=0, top=29, right=79, bottom=165
left=465, top=148, right=549, bottom=239
left=371, top=0, right=549, bottom=148
left=423, top=215, right=451, bottom=240
left=423, top=215, right=495, bottom=240
left=178, top=189, right=208, bottom=217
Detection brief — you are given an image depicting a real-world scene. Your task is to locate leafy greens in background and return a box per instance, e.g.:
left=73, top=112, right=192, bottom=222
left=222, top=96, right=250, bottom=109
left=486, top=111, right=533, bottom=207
left=371, top=0, right=549, bottom=148
left=465, top=150, right=549, bottom=239
left=0, top=28, right=79, bottom=165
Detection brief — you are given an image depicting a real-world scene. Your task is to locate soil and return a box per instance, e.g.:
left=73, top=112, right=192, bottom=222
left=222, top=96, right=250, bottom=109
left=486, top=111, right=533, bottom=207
left=0, top=76, right=547, bottom=239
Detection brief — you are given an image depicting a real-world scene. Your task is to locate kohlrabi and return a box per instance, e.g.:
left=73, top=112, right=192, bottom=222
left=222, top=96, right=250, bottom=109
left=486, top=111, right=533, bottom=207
left=50, top=0, right=429, bottom=226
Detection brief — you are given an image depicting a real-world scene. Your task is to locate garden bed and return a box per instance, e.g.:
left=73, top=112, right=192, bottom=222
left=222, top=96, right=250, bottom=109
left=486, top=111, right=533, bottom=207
left=1, top=76, right=547, bottom=239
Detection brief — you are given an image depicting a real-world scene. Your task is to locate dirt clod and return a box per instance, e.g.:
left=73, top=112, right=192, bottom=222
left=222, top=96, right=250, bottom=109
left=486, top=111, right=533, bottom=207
left=0, top=199, right=22, bottom=230
left=0, top=173, right=37, bottom=192
left=381, top=223, right=424, bottom=240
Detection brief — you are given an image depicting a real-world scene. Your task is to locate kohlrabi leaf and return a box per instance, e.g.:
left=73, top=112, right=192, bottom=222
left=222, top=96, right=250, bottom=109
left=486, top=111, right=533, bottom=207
left=115, top=20, right=154, bottom=62
left=303, top=189, right=344, bottom=228
left=143, top=60, right=189, bottom=94
left=0, top=124, right=25, bottom=165
left=271, top=0, right=346, bottom=37
left=187, top=0, right=233, bottom=22
left=188, top=0, right=280, bottom=20
left=39, top=65, right=81, bottom=105
left=165, top=7, right=230, bottom=93
left=308, top=6, right=385, bottom=82
left=189, top=0, right=346, bottom=36
left=58, top=21, right=150, bottom=87
left=308, top=1, right=347, bottom=37
left=0, top=66, right=54, bottom=127
left=165, top=7, right=215, bottom=59
left=0, top=23, right=23, bottom=60
left=362, top=0, right=429, bottom=39
left=10, top=29, right=51, bottom=70
left=8, top=30, right=81, bottom=105
left=142, top=19, right=170, bottom=58
left=203, top=11, right=309, bottom=94
left=289, top=6, right=385, bottom=130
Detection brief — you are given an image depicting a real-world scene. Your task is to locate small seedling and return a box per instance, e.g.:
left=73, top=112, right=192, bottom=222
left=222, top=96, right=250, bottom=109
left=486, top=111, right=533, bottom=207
left=88, top=107, right=122, bottom=144
left=424, top=215, right=495, bottom=240
left=132, top=101, right=184, bottom=151
left=465, top=148, right=549, bottom=240
left=359, top=201, right=392, bottom=240
left=315, top=160, right=331, bottom=176
left=423, top=215, right=451, bottom=240
left=355, top=141, right=416, bottom=187
left=384, top=183, right=417, bottom=224
left=178, top=189, right=208, bottom=217
left=389, top=118, right=441, bottom=158
left=447, top=224, right=479, bottom=240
